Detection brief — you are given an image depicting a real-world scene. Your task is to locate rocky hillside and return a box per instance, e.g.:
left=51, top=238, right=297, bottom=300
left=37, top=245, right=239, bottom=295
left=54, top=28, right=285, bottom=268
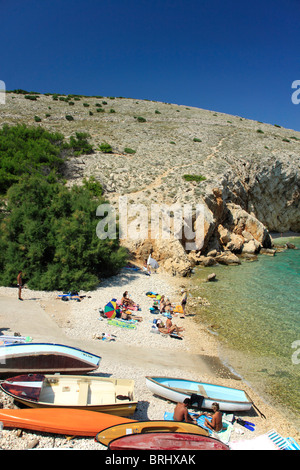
left=1, top=91, right=300, bottom=275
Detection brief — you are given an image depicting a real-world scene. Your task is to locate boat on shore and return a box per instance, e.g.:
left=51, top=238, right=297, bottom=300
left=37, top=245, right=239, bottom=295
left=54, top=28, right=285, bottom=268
left=0, top=408, right=135, bottom=437
left=0, top=373, right=137, bottom=416
left=0, top=343, right=101, bottom=377
left=145, top=376, right=252, bottom=412
left=96, top=420, right=209, bottom=447
left=108, top=432, right=230, bottom=450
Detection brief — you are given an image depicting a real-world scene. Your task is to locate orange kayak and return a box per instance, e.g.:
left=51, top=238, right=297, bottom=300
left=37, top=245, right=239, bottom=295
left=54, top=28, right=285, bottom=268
left=0, top=408, right=136, bottom=437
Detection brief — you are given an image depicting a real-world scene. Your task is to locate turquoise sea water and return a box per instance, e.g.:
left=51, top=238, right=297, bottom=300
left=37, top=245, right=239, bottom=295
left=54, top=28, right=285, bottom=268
left=192, top=237, right=300, bottom=429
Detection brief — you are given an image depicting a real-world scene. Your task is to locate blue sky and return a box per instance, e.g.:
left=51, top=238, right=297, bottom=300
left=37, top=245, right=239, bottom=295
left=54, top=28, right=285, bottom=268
left=1, top=0, right=300, bottom=131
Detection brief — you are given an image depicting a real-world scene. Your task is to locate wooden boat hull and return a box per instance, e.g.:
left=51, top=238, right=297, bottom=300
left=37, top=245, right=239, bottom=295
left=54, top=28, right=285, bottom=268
left=108, top=432, right=230, bottom=450
left=96, top=420, right=209, bottom=447
left=145, top=376, right=252, bottom=412
left=0, top=373, right=137, bottom=416
left=0, top=343, right=101, bottom=377
left=0, top=408, right=136, bottom=436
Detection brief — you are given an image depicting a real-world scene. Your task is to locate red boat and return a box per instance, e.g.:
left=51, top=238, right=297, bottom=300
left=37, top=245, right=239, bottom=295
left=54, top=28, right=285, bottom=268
left=108, top=432, right=230, bottom=450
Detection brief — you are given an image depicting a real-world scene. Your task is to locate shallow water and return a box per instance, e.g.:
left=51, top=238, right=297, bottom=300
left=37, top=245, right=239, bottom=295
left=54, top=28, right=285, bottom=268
left=192, top=238, right=300, bottom=429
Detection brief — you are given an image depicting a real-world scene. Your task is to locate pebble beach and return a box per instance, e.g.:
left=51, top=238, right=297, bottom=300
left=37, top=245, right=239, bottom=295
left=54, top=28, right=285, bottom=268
left=0, top=267, right=299, bottom=450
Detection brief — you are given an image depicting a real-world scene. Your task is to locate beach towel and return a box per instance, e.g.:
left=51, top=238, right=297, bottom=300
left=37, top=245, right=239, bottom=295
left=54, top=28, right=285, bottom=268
left=147, top=255, right=159, bottom=269
left=173, top=305, right=183, bottom=314
left=230, top=428, right=300, bottom=450
left=108, top=318, right=137, bottom=329
left=163, top=412, right=233, bottom=445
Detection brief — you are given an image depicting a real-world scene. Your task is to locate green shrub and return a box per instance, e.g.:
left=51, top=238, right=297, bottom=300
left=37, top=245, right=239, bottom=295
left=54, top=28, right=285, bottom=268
left=96, top=108, right=105, bottom=113
left=82, top=176, right=103, bottom=197
left=193, top=137, right=202, bottom=142
left=183, top=174, right=206, bottom=183
left=99, top=142, right=112, bottom=153
left=137, top=116, right=146, bottom=122
left=109, top=109, right=116, bottom=113
left=0, top=176, right=128, bottom=290
left=68, top=132, right=93, bottom=156
left=34, top=116, right=42, bottom=122
left=25, top=95, right=38, bottom=101
left=257, top=129, right=264, bottom=134
left=124, top=147, right=136, bottom=154
left=65, top=115, right=74, bottom=121
left=0, top=124, right=92, bottom=194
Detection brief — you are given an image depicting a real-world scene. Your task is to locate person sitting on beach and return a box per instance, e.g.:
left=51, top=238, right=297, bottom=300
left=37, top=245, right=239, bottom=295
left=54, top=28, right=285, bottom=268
left=121, top=291, right=137, bottom=307
left=201, top=402, right=223, bottom=432
left=164, top=298, right=174, bottom=314
left=159, top=295, right=166, bottom=312
left=156, top=319, right=183, bottom=337
left=165, top=314, right=184, bottom=333
left=173, top=398, right=197, bottom=424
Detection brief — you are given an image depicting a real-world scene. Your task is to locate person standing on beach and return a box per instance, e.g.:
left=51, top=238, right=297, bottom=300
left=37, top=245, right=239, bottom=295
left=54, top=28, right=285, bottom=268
left=17, top=271, right=23, bottom=301
left=180, top=289, right=187, bottom=316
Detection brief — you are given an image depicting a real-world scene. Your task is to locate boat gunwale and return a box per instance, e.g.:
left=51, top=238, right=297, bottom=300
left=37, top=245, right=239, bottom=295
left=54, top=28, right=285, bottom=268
left=0, top=342, right=101, bottom=361
left=96, top=419, right=208, bottom=446
left=0, top=374, right=137, bottom=410
left=145, top=376, right=252, bottom=406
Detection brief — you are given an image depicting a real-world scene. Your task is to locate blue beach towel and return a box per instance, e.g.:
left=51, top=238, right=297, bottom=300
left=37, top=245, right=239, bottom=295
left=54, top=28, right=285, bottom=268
left=163, top=411, right=233, bottom=444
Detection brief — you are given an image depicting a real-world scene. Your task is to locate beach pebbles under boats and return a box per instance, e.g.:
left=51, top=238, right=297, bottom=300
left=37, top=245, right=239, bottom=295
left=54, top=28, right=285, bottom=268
left=145, top=376, right=253, bottom=412
left=0, top=373, right=137, bottom=416
left=0, top=343, right=101, bottom=377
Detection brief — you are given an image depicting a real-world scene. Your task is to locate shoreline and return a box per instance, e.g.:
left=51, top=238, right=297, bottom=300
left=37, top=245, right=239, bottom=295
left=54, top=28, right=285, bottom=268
left=0, top=267, right=300, bottom=449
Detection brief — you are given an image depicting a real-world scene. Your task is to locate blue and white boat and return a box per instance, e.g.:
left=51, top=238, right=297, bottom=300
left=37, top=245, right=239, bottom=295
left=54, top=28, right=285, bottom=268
left=0, top=343, right=101, bottom=377
left=145, top=376, right=252, bottom=412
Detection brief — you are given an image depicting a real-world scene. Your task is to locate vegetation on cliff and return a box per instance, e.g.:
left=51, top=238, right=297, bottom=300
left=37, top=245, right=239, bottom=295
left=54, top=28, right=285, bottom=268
left=0, top=125, right=128, bottom=290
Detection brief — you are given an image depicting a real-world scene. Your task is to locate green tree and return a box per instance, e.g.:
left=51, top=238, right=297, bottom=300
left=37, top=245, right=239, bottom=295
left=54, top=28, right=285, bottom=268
left=0, top=176, right=128, bottom=291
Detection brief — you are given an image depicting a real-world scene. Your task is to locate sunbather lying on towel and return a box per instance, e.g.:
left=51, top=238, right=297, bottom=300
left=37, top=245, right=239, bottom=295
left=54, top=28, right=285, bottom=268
left=156, top=319, right=183, bottom=337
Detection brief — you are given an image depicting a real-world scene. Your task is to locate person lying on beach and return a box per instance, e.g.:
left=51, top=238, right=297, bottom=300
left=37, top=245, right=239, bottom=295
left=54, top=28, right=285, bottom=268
left=201, top=402, right=223, bottom=432
left=121, top=308, right=143, bottom=322
left=156, top=319, right=183, bottom=337
left=173, top=398, right=197, bottom=424
left=56, top=291, right=87, bottom=302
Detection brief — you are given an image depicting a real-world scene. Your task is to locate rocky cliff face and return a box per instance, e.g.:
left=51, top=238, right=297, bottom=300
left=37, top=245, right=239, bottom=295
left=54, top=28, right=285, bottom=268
left=2, top=92, right=300, bottom=275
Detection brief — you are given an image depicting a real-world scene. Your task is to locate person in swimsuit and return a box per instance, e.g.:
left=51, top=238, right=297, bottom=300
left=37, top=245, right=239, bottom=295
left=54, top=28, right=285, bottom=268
left=173, top=398, right=197, bottom=423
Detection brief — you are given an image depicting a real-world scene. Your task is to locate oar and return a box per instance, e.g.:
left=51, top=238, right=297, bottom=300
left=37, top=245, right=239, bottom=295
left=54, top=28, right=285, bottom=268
left=246, top=392, right=266, bottom=419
